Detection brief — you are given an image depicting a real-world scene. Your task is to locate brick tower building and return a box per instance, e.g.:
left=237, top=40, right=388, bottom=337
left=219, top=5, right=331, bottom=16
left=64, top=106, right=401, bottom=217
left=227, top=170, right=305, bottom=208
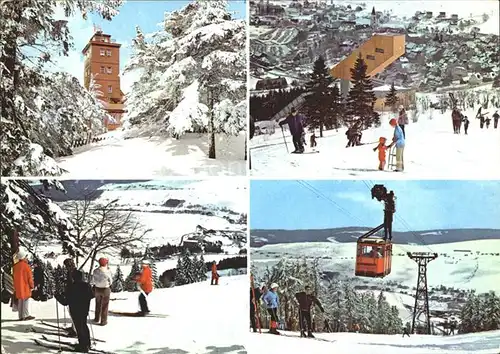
left=82, top=28, right=125, bottom=131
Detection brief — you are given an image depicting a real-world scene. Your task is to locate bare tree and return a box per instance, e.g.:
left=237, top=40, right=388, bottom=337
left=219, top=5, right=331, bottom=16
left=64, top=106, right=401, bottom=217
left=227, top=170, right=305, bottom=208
left=64, top=195, right=151, bottom=273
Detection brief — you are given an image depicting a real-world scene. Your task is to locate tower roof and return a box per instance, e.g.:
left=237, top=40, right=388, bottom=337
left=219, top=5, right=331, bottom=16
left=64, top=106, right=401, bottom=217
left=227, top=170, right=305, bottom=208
left=372, top=6, right=375, bottom=15
left=82, top=32, right=121, bottom=54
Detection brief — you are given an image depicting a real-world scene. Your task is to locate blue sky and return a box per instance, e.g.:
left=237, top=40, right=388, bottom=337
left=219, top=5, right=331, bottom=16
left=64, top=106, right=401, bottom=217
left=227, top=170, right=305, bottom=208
left=250, top=180, right=500, bottom=231
left=51, top=1, right=246, bottom=91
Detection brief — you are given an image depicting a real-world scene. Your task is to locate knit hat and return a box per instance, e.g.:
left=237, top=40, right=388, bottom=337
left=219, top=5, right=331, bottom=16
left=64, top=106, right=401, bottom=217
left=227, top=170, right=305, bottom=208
left=270, top=282, right=279, bottom=289
left=389, top=118, right=397, bottom=126
left=98, top=257, right=108, bottom=267
left=379, top=137, right=386, bottom=143
left=17, top=249, right=27, bottom=260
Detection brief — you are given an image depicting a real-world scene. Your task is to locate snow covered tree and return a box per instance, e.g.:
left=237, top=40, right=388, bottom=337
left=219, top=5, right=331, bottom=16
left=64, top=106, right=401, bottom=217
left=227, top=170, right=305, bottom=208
left=0, top=0, right=123, bottom=176
left=482, top=291, right=500, bottom=331
left=175, top=249, right=192, bottom=286
left=346, top=54, right=377, bottom=127
left=53, top=264, right=67, bottom=297
left=111, top=265, right=125, bottom=292
left=459, top=293, right=481, bottom=333
left=150, top=262, right=162, bottom=289
left=45, top=262, right=55, bottom=299
left=385, top=83, right=399, bottom=112
left=124, top=260, right=140, bottom=291
left=197, top=254, right=208, bottom=282
left=125, top=0, right=246, bottom=159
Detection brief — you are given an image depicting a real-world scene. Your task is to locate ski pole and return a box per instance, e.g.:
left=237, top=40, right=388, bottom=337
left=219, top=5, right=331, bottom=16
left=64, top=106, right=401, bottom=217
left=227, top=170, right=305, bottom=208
left=88, top=313, right=96, bottom=346
left=280, top=126, right=289, bottom=153
left=55, top=300, right=62, bottom=353
left=250, top=274, right=262, bottom=334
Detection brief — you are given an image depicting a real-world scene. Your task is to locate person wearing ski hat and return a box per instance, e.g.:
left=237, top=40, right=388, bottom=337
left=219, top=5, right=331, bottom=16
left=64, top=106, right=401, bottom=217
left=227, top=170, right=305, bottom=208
left=211, top=261, right=219, bottom=285
left=397, top=105, right=408, bottom=138
left=295, top=285, right=324, bottom=338
left=250, top=283, right=266, bottom=332
left=66, top=270, right=94, bottom=353
left=278, top=108, right=306, bottom=153
left=262, top=283, right=280, bottom=334
left=373, top=136, right=389, bottom=171
left=12, top=249, right=35, bottom=320
left=91, top=257, right=112, bottom=326
left=388, top=118, right=405, bottom=172
left=135, top=260, right=153, bottom=315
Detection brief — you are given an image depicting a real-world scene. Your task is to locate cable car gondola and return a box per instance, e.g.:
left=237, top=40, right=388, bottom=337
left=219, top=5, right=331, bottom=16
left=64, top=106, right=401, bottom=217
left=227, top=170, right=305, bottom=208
left=355, top=184, right=395, bottom=278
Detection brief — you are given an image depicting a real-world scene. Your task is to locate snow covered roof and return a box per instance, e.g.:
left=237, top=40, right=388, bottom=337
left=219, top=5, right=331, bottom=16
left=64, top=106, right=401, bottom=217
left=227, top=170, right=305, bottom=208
left=373, top=84, right=411, bottom=92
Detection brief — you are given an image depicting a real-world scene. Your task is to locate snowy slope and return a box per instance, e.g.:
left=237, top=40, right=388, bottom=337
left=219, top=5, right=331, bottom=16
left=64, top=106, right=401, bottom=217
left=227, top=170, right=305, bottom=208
left=56, top=131, right=246, bottom=178
left=246, top=329, right=500, bottom=354
left=1, top=275, right=247, bottom=354
left=250, top=109, right=500, bottom=178
left=251, top=240, right=500, bottom=294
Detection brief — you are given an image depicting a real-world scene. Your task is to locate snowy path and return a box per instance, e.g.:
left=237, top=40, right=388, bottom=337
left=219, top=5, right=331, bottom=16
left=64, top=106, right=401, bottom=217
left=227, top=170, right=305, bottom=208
left=57, top=131, right=246, bottom=178
left=250, top=110, right=500, bottom=178
left=246, top=330, right=500, bottom=354
left=1, top=275, right=247, bottom=353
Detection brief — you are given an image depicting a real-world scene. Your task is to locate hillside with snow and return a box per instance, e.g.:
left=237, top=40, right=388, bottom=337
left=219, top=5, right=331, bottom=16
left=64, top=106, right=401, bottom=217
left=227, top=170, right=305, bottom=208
left=1, top=275, right=247, bottom=354
left=246, top=329, right=500, bottom=354
left=250, top=107, right=500, bottom=178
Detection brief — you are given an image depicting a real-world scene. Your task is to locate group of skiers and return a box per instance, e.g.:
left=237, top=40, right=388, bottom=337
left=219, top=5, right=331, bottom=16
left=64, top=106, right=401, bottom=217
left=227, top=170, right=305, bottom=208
left=476, top=108, right=499, bottom=130
left=250, top=283, right=325, bottom=338
left=7, top=249, right=154, bottom=353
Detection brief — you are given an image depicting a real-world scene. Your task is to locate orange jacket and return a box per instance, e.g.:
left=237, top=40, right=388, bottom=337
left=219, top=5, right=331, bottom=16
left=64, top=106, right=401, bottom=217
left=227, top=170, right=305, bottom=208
left=13, top=259, right=34, bottom=300
left=136, top=266, right=153, bottom=294
left=211, top=263, right=217, bottom=275
left=375, top=144, right=387, bottom=161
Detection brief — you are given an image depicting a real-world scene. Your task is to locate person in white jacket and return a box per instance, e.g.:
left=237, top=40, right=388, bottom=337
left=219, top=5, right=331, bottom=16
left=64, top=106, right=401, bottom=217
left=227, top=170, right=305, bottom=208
left=91, top=258, right=112, bottom=326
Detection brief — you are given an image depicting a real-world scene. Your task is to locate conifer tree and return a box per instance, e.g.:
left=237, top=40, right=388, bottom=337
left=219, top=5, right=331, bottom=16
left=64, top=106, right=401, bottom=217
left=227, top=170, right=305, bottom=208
left=45, top=262, right=55, bottom=298
left=111, top=265, right=125, bottom=292
left=124, top=259, right=140, bottom=291
left=198, top=254, right=208, bottom=281
left=150, top=262, right=162, bottom=289
left=346, top=54, right=377, bottom=127
left=175, top=250, right=189, bottom=286
left=53, top=264, right=67, bottom=297
left=482, top=291, right=500, bottom=331
left=385, top=83, right=399, bottom=112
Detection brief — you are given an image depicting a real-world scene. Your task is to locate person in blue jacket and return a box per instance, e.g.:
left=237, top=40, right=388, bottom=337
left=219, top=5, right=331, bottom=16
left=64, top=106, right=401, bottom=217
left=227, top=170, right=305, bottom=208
left=262, top=282, right=280, bottom=334
left=279, top=108, right=305, bottom=153
left=388, top=118, right=405, bottom=172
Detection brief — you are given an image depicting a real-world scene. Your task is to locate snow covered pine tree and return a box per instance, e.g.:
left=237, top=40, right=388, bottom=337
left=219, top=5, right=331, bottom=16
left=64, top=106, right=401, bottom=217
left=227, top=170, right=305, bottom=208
left=111, top=265, right=125, bottom=292
left=125, top=0, right=246, bottom=159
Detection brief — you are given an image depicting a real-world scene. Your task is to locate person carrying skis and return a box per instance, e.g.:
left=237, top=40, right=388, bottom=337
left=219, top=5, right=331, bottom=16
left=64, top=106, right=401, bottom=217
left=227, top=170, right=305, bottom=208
left=67, top=270, right=94, bottom=353
left=211, top=261, right=219, bottom=285
left=388, top=118, right=405, bottom=172
left=135, top=260, right=153, bottom=315
left=397, top=105, right=409, bottom=138
left=462, top=115, right=470, bottom=135
left=295, top=285, right=324, bottom=338
left=373, top=137, right=389, bottom=171
left=91, top=257, right=112, bottom=326
left=250, top=283, right=264, bottom=332
left=262, top=283, right=280, bottom=335
left=13, top=249, right=35, bottom=321
left=493, top=110, right=499, bottom=129
left=278, top=108, right=305, bottom=154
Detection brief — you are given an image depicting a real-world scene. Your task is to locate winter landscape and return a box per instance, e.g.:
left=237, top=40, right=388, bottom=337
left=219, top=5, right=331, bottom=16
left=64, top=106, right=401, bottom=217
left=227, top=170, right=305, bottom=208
left=1, top=0, right=247, bottom=177
left=249, top=0, right=500, bottom=177
left=249, top=180, right=500, bottom=353
left=1, top=179, right=248, bottom=353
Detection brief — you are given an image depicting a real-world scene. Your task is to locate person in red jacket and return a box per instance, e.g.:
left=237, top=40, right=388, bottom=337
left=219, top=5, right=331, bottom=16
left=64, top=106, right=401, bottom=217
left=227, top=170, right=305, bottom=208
left=373, top=137, right=389, bottom=170
left=211, top=261, right=219, bottom=285
left=13, top=249, right=35, bottom=321
left=135, top=260, right=153, bottom=315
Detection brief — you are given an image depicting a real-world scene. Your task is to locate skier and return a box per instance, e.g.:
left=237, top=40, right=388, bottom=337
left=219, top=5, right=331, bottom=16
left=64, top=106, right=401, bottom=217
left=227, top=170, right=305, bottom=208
left=383, top=191, right=396, bottom=241
left=60, top=258, right=78, bottom=336
left=295, top=285, right=324, bottom=338
left=346, top=120, right=362, bottom=147
left=402, top=327, right=411, bottom=337
left=485, top=116, right=491, bottom=129
left=250, top=284, right=263, bottom=332
left=67, top=270, right=94, bottom=353
left=211, top=261, right=219, bottom=285
left=462, top=116, right=470, bottom=135
left=476, top=107, right=487, bottom=128
left=323, top=318, right=332, bottom=332
left=387, top=119, right=405, bottom=172
left=449, top=321, right=456, bottom=335
left=278, top=108, right=305, bottom=153
left=32, top=258, right=47, bottom=302
left=373, top=137, right=389, bottom=171
left=310, top=133, right=317, bottom=150
left=451, top=108, right=461, bottom=134
left=134, top=260, right=153, bottom=315
left=397, top=105, right=409, bottom=138
left=262, top=283, right=280, bottom=335
left=493, top=110, right=499, bottom=129
left=91, top=257, right=112, bottom=326
left=12, top=249, right=35, bottom=321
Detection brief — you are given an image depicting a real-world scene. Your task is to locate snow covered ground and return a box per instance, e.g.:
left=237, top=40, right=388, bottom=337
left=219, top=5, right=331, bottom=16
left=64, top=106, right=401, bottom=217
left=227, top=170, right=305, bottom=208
left=57, top=131, right=246, bottom=178
left=246, top=329, right=500, bottom=354
left=250, top=109, right=500, bottom=178
left=1, top=275, right=248, bottom=354
left=251, top=240, right=500, bottom=294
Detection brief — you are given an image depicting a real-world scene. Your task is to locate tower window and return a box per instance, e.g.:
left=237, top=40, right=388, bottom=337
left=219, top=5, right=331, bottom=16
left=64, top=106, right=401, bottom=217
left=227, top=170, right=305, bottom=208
left=100, top=49, right=105, bottom=56
left=108, top=85, right=113, bottom=93
left=366, top=54, right=376, bottom=60
left=106, top=50, right=112, bottom=56
left=375, top=47, right=385, bottom=53
left=100, top=66, right=105, bottom=74
left=107, top=67, right=112, bottom=74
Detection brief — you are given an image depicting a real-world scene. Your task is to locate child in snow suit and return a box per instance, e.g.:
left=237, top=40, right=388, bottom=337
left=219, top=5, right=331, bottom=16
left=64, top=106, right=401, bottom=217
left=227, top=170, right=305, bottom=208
left=67, top=270, right=94, bottom=353
left=91, top=258, right=112, bottom=326
left=485, top=117, right=491, bottom=128
left=211, top=261, right=219, bottom=285
left=493, top=111, right=499, bottom=129
left=263, top=283, right=280, bottom=335
left=463, top=116, right=470, bottom=135
left=135, top=261, right=153, bottom=315
left=373, top=137, right=389, bottom=170
left=310, top=134, right=317, bottom=149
